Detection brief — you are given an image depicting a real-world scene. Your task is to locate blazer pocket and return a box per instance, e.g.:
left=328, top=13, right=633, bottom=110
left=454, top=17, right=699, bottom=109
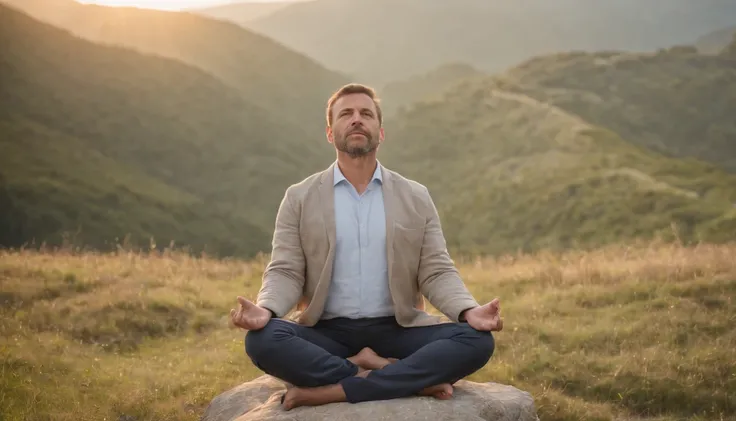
left=392, top=223, right=424, bottom=274
left=393, top=222, right=425, bottom=248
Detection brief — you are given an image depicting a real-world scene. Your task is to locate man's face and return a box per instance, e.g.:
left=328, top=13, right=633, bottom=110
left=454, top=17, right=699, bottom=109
left=327, top=93, right=384, bottom=158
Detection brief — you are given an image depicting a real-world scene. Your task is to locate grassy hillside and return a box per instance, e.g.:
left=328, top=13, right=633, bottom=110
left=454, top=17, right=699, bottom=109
left=1, top=0, right=349, bottom=138
left=1, top=241, right=734, bottom=420
left=0, top=5, right=326, bottom=256
left=241, top=0, right=736, bottom=85
left=491, top=47, right=736, bottom=173
left=380, top=62, right=486, bottom=116
left=380, top=85, right=736, bottom=256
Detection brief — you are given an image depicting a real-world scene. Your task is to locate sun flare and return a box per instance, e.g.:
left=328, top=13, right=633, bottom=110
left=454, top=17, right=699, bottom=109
left=76, top=0, right=245, bottom=11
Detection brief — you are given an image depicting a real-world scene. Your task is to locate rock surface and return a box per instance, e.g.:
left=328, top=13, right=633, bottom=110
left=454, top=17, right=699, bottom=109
left=201, top=375, right=540, bottom=421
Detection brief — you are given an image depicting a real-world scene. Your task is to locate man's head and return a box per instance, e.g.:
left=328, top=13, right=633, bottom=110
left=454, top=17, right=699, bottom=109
left=326, top=83, right=384, bottom=159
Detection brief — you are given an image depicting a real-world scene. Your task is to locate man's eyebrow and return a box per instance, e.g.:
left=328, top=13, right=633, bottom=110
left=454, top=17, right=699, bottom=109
left=338, top=107, right=374, bottom=113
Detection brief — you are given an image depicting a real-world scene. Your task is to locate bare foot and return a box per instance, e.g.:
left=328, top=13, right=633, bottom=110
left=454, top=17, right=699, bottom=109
left=348, top=347, right=392, bottom=370
left=419, top=383, right=454, bottom=400
left=281, top=384, right=347, bottom=410
left=281, top=387, right=306, bottom=410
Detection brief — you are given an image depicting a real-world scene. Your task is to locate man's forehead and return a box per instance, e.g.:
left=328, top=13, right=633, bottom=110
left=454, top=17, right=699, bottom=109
left=334, top=93, right=376, bottom=111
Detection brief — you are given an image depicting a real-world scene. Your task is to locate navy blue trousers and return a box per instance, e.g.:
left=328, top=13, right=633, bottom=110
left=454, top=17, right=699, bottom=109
left=244, top=316, right=495, bottom=403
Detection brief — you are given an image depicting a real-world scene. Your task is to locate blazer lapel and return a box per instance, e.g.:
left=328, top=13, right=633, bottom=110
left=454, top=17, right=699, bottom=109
left=381, top=165, right=396, bottom=284
left=319, top=163, right=337, bottom=252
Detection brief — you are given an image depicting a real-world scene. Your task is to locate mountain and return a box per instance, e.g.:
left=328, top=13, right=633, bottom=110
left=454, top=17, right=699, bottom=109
left=239, top=0, right=736, bottom=86
left=695, top=25, right=736, bottom=54
left=380, top=63, right=486, bottom=116
left=379, top=72, right=736, bottom=256
left=192, top=0, right=302, bottom=25
left=488, top=46, right=736, bottom=173
left=0, top=0, right=348, bottom=138
left=0, top=5, right=328, bottom=256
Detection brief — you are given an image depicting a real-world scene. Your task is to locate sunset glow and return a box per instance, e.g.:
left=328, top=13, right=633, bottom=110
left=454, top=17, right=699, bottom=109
left=76, top=0, right=263, bottom=11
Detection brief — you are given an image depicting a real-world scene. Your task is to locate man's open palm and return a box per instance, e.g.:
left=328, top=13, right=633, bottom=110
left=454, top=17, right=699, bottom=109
left=465, top=298, right=503, bottom=332
left=230, top=296, right=271, bottom=331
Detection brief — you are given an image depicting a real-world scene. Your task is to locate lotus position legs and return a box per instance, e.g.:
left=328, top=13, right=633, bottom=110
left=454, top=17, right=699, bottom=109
left=244, top=316, right=494, bottom=409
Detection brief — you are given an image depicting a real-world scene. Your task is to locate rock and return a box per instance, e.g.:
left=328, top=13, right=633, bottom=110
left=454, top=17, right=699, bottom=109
left=200, top=375, right=540, bottom=421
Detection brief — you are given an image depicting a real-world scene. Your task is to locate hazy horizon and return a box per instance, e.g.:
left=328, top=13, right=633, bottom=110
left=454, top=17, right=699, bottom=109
left=76, top=0, right=294, bottom=11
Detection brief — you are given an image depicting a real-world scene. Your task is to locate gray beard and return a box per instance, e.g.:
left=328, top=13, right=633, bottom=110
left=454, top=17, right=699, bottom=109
left=336, top=136, right=377, bottom=158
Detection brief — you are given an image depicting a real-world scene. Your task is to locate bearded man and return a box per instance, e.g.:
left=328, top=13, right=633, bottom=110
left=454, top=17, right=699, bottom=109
left=230, top=83, right=503, bottom=410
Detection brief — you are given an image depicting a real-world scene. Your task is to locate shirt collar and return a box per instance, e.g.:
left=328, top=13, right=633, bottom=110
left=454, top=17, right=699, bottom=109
left=334, top=161, right=383, bottom=186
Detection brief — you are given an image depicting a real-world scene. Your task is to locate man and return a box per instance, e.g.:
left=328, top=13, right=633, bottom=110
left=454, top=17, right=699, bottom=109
left=230, top=83, right=503, bottom=410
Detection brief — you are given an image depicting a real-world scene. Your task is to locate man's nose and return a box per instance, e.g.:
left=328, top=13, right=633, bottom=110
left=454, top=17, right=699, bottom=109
left=349, top=114, right=363, bottom=125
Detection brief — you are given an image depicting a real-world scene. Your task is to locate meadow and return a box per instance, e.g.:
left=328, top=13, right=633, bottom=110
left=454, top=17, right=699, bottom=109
left=1, top=239, right=734, bottom=421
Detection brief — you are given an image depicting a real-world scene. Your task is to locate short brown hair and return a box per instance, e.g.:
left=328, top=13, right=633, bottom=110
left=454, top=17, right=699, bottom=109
left=326, top=83, right=383, bottom=128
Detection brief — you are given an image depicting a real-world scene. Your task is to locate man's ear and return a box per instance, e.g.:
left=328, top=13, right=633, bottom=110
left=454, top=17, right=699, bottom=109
left=326, top=126, right=334, bottom=144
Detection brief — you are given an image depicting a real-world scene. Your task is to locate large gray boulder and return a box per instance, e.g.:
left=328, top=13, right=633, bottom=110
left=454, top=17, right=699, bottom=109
left=201, top=375, right=540, bottom=421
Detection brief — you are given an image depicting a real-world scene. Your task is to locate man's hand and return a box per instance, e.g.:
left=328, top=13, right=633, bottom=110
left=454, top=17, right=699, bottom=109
left=230, top=296, right=272, bottom=331
left=464, top=298, right=503, bottom=332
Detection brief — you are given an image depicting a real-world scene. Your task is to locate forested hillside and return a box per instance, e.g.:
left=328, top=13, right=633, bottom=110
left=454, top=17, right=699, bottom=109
left=1, top=1, right=734, bottom=259
left=381, top=86, right=736, bottom=256
left=490, top=46, right=736, bottom=173
left=380, top=63, right=486, bottom=116
left=0, top=0, right=348, bottom=138
left=0, top=5, right=326, bottom=256
left=383, top=44, right=736, bottom=173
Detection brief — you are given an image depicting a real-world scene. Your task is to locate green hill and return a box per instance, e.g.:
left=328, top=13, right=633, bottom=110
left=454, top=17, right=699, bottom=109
left=0, top=5, right=326, bottom=256
left=490, top=47, right=736, bottom=173
left=380, top=85, right=736, bottom=256
left=380, top=63, right=486, bottom=116
left=0, top=0, right=349, bottom=138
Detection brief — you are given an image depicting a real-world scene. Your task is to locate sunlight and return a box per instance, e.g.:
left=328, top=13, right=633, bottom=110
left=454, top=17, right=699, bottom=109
left=76, top=0, right=241, bottom=11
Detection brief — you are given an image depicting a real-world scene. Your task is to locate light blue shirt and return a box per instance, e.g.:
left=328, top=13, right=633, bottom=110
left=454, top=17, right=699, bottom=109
left=322, top=162, right=394, bottom=319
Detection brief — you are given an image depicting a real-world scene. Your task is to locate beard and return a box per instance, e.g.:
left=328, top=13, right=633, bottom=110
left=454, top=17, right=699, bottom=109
left=335, top=129, right=379, bottom=158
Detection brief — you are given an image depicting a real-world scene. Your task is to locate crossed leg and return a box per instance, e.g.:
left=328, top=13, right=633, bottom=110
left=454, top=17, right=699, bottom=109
left=245, top=318, right=495, bottom=410
left=346, top=348, right=454, bottom=400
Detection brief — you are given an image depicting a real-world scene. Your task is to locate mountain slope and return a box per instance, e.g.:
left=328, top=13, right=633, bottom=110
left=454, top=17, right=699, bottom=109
left=380, top=86, right=736, bottom=256
left=241, top=0, right=736, bottom=85
left=0, top=5, right=325, bottom=256
left=490, top=47, right=736, bottom=173
left=192, top=0, right=301, bottom=25
left=380, top=63, right=486, bottom=116
left=0, top=0, right=349, bottom=138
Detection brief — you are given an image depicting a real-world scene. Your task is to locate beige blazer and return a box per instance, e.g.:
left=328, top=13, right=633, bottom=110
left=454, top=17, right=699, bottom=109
left=256, top=162, right=480, bottom=327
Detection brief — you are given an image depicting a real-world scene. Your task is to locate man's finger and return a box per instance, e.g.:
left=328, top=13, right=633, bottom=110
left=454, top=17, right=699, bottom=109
left=489, top=298, right=500, bottom=312
left=237, top=296, right=251, bottom=309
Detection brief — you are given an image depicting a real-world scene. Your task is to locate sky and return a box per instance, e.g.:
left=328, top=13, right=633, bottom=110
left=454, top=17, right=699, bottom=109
left=77, top=0, right=281, bottom=11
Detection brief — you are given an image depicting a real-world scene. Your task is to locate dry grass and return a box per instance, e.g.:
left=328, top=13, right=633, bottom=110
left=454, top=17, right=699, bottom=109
left=1, top=240, right=735, bottom=421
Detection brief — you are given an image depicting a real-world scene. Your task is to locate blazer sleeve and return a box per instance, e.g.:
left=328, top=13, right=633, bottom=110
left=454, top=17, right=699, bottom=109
left=256, top=186, right=305, bottom=317
left=416, top=186, right=480, bottom=322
